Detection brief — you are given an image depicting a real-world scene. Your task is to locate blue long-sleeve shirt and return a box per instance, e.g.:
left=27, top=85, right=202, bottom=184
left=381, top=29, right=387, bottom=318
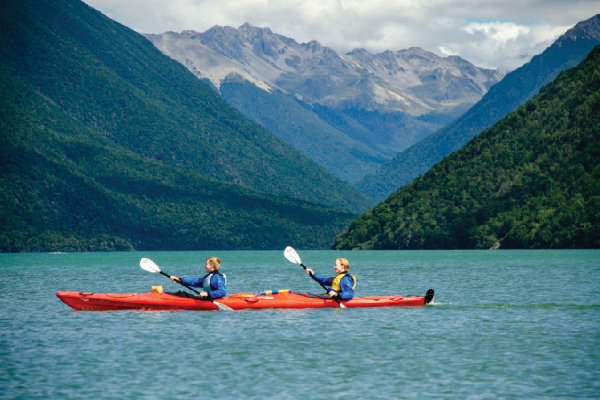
left=311, top=273, right=355, bottom=301
left=181, top=273, right=227, bottom=299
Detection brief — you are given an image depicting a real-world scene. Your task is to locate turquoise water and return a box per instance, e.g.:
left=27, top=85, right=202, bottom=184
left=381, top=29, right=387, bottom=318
left=1, top=250, right=599, bottom=399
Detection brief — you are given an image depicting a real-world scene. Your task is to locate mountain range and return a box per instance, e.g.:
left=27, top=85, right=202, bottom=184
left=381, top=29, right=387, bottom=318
left=145, top=26, right=504, bottom=182
left=147, top=24, right=504, bottom=117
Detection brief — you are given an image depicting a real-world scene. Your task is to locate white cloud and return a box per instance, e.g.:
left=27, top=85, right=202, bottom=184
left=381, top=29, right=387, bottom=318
left=83, top=0, right=600, bottom=69
left=438, top=20, right=572, bottom=70
left=463, top=21, right=531, bottom=41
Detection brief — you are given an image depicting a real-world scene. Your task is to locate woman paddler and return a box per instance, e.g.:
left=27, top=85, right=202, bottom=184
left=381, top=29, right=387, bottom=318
left=305, top=258, right=356, bottom=301
left=170, top=256, right=227, bottom=299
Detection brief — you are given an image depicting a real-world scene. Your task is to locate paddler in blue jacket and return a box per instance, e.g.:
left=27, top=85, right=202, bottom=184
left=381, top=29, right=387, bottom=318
left=170, top=256, right=226, bottom=299
left=305, top=258, right=356, bottom=301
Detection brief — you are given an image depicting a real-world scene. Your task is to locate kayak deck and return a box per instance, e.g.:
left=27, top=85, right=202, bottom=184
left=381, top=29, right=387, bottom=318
left=56, top=289, right=434, bottom=311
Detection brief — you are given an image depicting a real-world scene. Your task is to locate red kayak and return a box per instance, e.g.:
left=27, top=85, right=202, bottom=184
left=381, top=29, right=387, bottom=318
left=56, top=289, right=434, bottom=311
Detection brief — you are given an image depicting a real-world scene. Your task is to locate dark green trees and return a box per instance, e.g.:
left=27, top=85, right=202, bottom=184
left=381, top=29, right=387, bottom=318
left=334, top=46, right=600, bottom=250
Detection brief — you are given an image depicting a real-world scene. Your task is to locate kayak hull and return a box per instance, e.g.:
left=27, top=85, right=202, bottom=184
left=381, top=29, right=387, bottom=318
left=56, top=290, right=434, bottom=311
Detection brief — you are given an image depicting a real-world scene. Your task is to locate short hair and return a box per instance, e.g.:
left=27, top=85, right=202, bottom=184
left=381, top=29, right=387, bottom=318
left=206, top=257, right=221, bottom=270
left=337, top=258, right=349, bottom=271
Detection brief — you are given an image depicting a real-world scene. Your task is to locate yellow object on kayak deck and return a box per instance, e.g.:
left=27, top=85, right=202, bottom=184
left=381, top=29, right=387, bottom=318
left=152, top=286, right=163, bottom=293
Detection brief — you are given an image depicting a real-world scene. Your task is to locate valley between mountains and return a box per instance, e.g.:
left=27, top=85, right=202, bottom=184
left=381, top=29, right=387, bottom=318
left=145, top=24, right=504, bottom=184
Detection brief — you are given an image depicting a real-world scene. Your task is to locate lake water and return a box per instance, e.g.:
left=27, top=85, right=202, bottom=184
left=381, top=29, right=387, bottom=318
left=1, top=250, right=599, bottom=399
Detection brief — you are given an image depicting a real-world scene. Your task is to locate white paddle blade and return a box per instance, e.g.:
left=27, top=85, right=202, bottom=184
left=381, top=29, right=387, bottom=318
left=284, top=246, right=302, bottom=264
left=140, top=258, right=161, bottom=273
left=214, top=302, right=233, bottom=311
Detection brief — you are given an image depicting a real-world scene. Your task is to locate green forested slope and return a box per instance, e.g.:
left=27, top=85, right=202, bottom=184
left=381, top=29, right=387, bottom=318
left=0, top=0, right=369, bottom=251
left=357, top=14, right=600, bottom=202
left=0, top=0, right=372, bottom=214
left=0, top=69, right=356, bottom=251
left=334, top=46, right=600, bottom=250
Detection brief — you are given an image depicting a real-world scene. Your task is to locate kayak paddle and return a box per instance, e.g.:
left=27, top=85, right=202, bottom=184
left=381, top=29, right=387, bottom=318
left=140, top=258, right=232, bottom=311
left=284, top=246, right=347, bottom=308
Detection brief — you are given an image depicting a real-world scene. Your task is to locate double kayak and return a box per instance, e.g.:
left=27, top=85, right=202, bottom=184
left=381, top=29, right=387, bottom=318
left=56, top=289, right=435, bottom=311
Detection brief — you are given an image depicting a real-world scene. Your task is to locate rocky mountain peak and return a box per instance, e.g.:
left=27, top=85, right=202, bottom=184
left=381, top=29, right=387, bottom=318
left=563, top=14, right=600, bottom=41
left=145, top=23, right=505, bottom=116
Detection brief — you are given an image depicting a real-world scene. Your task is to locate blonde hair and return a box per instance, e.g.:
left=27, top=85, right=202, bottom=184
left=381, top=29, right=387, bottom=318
left=337, top=258, right=349, bottom=271
left=206, top=257, right=221, bottom=270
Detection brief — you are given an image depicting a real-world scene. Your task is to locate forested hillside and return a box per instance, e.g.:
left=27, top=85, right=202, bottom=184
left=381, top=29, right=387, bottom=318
left=0, top=0, right=368, bottom=252
left=334, top=46, right=600, bottom=250
left=357, top=14, right=600, bottom=202
left=0, top=0, right=372, bottom=214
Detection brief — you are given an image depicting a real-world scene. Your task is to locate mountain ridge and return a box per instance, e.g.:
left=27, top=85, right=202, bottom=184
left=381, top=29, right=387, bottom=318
left=146, top=24, right=504, bottom=117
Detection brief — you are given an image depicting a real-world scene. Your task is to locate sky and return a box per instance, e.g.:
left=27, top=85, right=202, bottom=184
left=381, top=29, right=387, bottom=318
left=82, top=0, right=600, bottom=71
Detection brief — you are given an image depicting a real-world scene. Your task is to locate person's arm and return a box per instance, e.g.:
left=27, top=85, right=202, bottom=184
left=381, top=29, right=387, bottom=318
left=338, top=275, right=355, bottom=301
left=180, top=276, right=205, bottom=287
left=208, top=274, right=227, bottom=299
left=310, top=273, right=334, bottom=287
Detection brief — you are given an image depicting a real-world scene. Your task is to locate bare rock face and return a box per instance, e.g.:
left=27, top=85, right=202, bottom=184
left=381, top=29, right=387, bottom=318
left=145, top=24, right=504, bottom=118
